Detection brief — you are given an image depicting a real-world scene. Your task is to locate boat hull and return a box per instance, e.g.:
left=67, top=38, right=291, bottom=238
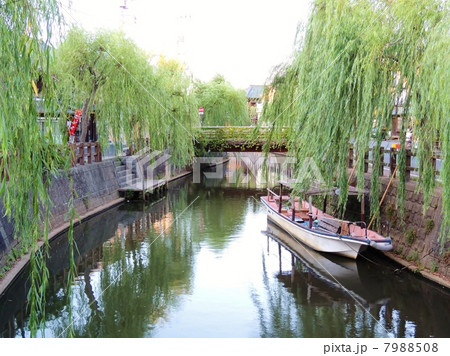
left=262, top=198, right=369, bottom=259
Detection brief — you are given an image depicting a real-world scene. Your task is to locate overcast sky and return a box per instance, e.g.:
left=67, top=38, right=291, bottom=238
left=61, top=0, right=312, bottom=89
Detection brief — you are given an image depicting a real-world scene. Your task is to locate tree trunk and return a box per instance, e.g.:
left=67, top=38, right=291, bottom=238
left=79, top=97, right=90, bottom=143
left=80, top=85, right=98, bottom=143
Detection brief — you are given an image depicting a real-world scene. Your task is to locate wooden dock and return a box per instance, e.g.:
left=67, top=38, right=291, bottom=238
left=118, top=178, right=167, bottom=200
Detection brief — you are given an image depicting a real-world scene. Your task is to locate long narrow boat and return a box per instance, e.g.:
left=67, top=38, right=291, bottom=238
left=260, top=182, right=393, bottom=259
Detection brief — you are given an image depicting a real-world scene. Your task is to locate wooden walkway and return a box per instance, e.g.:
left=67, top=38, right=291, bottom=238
left=118, top=178, right=167, bottom=199
left=118, top=178, right=166, bottom=192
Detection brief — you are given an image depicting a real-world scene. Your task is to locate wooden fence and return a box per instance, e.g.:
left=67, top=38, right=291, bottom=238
left=348, top=146, right=441, bottom=181
left=69, top=142, right=102, bottom=166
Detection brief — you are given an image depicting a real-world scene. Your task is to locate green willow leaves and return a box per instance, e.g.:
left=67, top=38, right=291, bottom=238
left=0, top=0, right=69, bottom=336
left=263, top=0, right=449, bottom=244
left=53, top=28, right=198, bottom=166
left=2, top=14, right=199, bottom=335
left=194, top=75, right=250, bottom=126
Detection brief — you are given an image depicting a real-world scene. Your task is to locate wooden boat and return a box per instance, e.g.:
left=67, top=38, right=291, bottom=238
left=260, top=181, right=393, bottom=259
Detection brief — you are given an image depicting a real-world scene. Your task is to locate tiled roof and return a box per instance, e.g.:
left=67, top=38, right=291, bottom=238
left=246, top=85, right=264, bottom=99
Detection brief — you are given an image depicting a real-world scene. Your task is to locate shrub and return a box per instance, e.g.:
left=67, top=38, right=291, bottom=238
left=405, top=229, right=417, bottom=244
left=425, top=219, right=435, bottom=234
left=386, top=204, right=396, bottom=219
left=407, top=250, right=419, bottom=262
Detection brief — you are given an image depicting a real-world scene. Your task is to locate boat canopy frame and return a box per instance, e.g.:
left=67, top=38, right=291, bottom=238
left=267, top=181, right=372, bottom=240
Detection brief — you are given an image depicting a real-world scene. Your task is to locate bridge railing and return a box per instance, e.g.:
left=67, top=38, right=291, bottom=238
left=198, top=127, right=442, bottom=180
left=197, top=126, right=289, bottom=152
left=199, top=126, right=267, bottom=140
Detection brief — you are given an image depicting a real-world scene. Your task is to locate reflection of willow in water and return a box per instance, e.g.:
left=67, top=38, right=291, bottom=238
left=1, top=178, right=199, bottom=337
left=251, top=242, right=390, bottom=337
left=253, top=221, right=450, bottom=338
left=200, top=153, right=294, bottom=190
left=189, top=184, right=251, bottom=252
left=4, top=175, right=448, bottom=338
left=45, top=177, right=255, bottom=337
left=63, top=192, right=196, bottom=337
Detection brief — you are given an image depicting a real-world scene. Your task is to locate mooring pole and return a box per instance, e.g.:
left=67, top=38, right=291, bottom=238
left=368, top=165, right=398, bottom=230
left=291, top=254, right=295, bottom=284
left=308, top=195, right=313, bottom=228
left=361, top=195, right=365, bottom=223
left=278, top=184, right=283, bottom=213
left=291, top=194, right=295, bottom=221
left=278, top=243, right=282, bottom=274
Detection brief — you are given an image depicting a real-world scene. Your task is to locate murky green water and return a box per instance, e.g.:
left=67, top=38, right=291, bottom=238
left=1, top=155, right=449, bottom=337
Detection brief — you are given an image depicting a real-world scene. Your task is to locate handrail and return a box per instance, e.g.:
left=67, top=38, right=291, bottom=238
left=266, top=188, right=280, bottom=199
left=347, top=144, right=442, bottom=181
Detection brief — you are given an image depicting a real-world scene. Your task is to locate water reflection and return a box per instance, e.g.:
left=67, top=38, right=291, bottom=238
left=205, top=152, right=295, bottom=189
left=255, top=222, right=389, bottom=337
left=256, top=221, right=450, bottom=337
left=1, top=156, right=449, bottom=338
left=65, top=182, right=200, bottom=337
left=1, top=178, right=197, bottom=337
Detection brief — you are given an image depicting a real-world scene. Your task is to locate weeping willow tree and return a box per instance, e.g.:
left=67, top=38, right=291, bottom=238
left=264, top=0, right=449, bottom=244
left=0, top=0, right=74, bottom=335
left=153, top=56, right=199, bottom=164
left=53, top=28, right=198, bottom=165
left=0, top=21, right=198, bottom=335
left=194, top=75, right=250, bottom=126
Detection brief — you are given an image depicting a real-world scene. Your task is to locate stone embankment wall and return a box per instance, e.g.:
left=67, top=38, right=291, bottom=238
left=329, top=173, right=448, bottom=282
left=0, top=202, right=15, bottom=269
left=0, top=159, right=121, bottom=270
left=370, top=175, right=449, bottom=280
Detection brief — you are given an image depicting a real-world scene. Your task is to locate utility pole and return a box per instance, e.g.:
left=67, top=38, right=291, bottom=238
left=176, top=12, right=192, bottom=71
left=119, top=0, right=128, bottom=30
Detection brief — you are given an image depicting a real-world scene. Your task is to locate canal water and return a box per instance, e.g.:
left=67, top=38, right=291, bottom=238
left=1, top=154, right=449, bottom=337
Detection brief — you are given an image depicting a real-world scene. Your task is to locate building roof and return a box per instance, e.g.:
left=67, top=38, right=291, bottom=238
left=246, top=85, right=265, bottom=100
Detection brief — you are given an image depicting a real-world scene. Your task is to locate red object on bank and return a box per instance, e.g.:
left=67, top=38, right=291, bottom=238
left=69, top=109, right=82, bottom=136
left=199, top=107, right=204, bottom=115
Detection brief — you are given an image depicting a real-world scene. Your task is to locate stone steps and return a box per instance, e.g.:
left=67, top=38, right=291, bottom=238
left=114, top=159, right=139, bottom=188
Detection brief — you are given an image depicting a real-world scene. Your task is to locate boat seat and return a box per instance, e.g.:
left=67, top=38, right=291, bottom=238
left=341, top=222, right=350, bottom=236
left=296, top=212, right=310, bottom=220
left=350, top=224, right=364, bottom=237
left=317, top=218, right=341, bottom=233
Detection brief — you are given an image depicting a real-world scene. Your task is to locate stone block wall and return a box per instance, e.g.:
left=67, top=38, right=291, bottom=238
left=373, top=176, right=449, bottom=278
left=0, top=159, right=120, bottom=270
left=47, top=159, right=120, bottom=230
left=0, top=201, right=17, bottom=269
left=328, top=174, right=448, bottom=279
